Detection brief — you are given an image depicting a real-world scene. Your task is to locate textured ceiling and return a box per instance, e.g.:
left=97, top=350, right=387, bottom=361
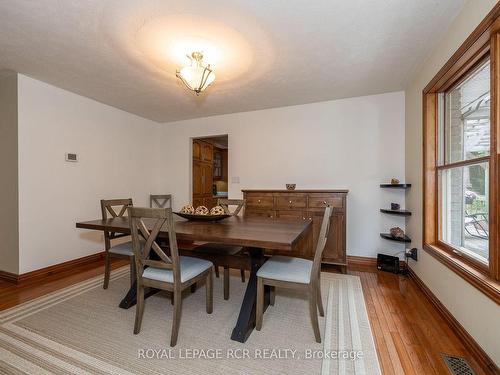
left=0, top=0, right=465, bottom=123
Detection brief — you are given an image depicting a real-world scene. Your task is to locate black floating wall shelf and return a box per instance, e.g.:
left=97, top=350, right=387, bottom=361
left=380, top=209, right=412, bottom=216
left=380, top=233, right=411, bottom=243
left=380, top=183, right=412, bottom=189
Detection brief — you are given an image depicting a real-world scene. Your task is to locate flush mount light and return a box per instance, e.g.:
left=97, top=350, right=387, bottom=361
left=176, top=52, right=215, bottom=95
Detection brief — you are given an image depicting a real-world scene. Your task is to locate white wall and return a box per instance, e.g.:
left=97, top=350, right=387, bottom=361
left=17, top=75, right=164, bottom=273
left=160, top=91, right=406, bottom=259
left=0, top=71, right=19, bottom=274
left=405, top=0, right=499, bottom=365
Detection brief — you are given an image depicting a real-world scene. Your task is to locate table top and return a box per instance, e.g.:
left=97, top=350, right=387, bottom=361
left=76, top=216, right=312, bottom=251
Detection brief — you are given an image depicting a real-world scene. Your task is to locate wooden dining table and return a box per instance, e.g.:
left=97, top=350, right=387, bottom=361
left=76, top=215, right=312, bottom=343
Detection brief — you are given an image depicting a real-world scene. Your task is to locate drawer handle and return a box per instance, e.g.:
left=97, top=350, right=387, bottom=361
left=302, top=217, right=305, bottom=220
left=289, top=200, right=292, bottom=204
left=258, top=199, right=261, bottom=203
left=309, top=217, right=312, bottom=220
left=323, top=200, right=327, bottom=205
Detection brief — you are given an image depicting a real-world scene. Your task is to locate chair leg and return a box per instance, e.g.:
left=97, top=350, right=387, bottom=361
left=316, top=278, right=324, bottom=317
left=103, top=251, right=111, bottom=289
left=240, top=269, right=245, bottom=282
left=129, top=256, right=136, bottom=288
left=256, top=277, right=264, bottom=331
left=223, top=266, right=230, bottom=300
left=133, top=282, right=145, bottom=334
left=309, top=289, right=321, bottom=343
left=206, top=268, right=213, bottom=314
left=170, top=290, right=182, bottom=347
left=269, top=286, right=275, bottom=306
left=215, top=266, right=220, bottom=278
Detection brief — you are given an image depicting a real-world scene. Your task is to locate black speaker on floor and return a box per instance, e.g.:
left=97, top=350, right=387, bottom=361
left=377, top=253, right=400, bottom=274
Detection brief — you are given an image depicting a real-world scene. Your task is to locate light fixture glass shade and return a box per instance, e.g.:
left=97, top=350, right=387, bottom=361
left=176, top=52, right=215, bottom=95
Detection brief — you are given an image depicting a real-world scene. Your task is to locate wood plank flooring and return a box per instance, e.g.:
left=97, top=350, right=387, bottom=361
left=0, top=260, right=490, bottom=374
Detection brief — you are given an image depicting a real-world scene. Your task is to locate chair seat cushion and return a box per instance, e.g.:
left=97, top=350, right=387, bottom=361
left=109, top=241, right=134, bottom=256
left=142, top=256, right=213, bottom=283
left=257, top=256, right=312, bottom=284
left=194, top=243, right=244, bottom=256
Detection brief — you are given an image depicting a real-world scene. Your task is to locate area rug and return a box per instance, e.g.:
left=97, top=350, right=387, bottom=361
left=0, top=267, right=380, bottom=375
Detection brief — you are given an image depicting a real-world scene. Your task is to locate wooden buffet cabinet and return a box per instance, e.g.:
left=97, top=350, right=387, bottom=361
left=242, top=189, right=348, bottom=272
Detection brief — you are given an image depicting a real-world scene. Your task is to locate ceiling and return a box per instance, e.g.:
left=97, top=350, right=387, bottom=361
left=0, top=0, right=465, bottom=123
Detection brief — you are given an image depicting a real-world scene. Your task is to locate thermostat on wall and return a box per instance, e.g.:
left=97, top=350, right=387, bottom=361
left=65, top=153, right=78, bottom=162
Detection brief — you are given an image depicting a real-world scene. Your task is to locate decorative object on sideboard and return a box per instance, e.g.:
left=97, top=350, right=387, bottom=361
left=285, top=183, right=296, bottom=191
left=390, top=226, right=405, bottom=239
left=391, top=203, right=400, bottom=210
left=391, top=178, right=400, bottom=184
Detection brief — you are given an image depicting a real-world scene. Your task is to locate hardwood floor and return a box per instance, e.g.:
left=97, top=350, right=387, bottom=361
left=0, top=260, right=491, bottom=374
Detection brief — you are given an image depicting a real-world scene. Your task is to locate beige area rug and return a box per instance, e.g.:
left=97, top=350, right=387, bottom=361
left=0, top=267, right=380, bottom=375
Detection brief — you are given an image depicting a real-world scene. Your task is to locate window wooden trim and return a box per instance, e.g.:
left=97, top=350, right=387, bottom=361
left=423, top=4, right=500, bottom=304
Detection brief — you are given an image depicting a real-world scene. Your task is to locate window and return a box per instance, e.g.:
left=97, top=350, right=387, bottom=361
left=437, top=59, right=490, bottom=265
left=422, top=7, right=499, bottom=302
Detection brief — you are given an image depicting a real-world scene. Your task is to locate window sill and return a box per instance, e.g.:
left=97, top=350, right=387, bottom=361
left=423, top=244, right=500, bottom=305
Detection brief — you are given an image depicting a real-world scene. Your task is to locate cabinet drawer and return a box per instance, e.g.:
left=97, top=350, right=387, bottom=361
left=308, top=195, right=343, bottom=209
left=276, top=210, right=307, bottom=220
left=246, top=196, right=274, bottom=209
left=276, top=195, right=307, bottom=209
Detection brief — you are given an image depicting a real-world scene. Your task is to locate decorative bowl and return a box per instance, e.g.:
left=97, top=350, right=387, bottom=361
left=286, top=184, right=296, bottom=190
left=174, top=212, right=231, bottom=221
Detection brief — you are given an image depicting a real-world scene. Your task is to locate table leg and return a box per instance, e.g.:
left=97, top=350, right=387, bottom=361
left=119, top=282, right=159, bottom=309
left=231, top=247, right=270, bottom=343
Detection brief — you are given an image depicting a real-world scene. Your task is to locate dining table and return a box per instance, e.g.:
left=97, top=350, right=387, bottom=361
left=76, top=214, right=313, bottom=343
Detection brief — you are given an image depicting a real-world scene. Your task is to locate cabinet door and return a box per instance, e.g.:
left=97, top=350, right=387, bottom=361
left=193, top=140, right=201, bottom=160
left=202, top=163, right=213, bottom=195
left=308, top=211, right=346, bottom=265
left=193, top=198, right=204, bottom=208
left=193, top=162, right=203, bottom=196
left=201, top=142, right=213, bottom=162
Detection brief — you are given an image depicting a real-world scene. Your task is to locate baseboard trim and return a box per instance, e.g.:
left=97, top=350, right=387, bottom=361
left=347, top=255, right=377, bottom=269
left=0, top=270, right=19, bottom=283
left=408, top=267, right=499, bottom=374
left=347, top=255, right=405, bottom=271
left=0, top=252, right=106, bottom=284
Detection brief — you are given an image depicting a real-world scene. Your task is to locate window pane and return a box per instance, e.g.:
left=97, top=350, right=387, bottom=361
left=444, top=59, right=490, bottom=164
left=439, top=162, right=489, bottom=264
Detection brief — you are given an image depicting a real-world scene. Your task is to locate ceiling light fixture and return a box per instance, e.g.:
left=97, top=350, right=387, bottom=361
left=176, top=52, right=215, bottom=95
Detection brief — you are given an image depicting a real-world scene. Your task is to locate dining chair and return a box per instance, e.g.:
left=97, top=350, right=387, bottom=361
left=193, top=199, right=247, bottom=300
left=150, top=194, right=172, bottom=209
left=255, top=205, right=333, bottom=343
left=129, top=206, right=214, bottom=347
left=101, top=198, right=135, bottom=289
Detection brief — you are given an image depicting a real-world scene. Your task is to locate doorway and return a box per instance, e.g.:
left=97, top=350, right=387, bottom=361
left=192, top=135, right=228, bottom=209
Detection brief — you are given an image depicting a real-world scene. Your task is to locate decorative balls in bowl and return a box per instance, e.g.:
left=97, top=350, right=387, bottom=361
left=286, top=184, right=296, bottom=191
left=175, top=204, right=231, bottom=221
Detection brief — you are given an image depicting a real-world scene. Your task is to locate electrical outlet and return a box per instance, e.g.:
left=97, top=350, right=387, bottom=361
left=405, top=248, right=418, bottom=261
left=65, top=153, right=78, bottom=162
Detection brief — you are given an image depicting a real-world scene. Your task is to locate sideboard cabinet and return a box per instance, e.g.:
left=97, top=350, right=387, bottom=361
left=242, top=189, right=348, bottom=272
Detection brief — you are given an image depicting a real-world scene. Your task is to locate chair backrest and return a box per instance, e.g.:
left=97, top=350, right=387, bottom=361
left=100, top=198, right=133, bottom=242
left=217, top=198, right=245, bottom=216
left=310, top=206, right=333, bottom=282
left=128, top=207, right=181, bottom=284
left=150, top=194, right=172, bottom=209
